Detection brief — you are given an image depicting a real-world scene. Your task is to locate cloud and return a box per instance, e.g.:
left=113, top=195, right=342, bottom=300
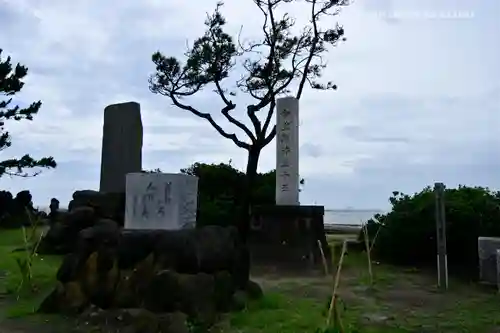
left=301, top=143, right=324, bottom=158
left=0, top=0, right=498, bottom=210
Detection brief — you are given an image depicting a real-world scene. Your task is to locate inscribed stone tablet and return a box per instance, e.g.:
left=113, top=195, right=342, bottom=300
left=478, top=236, right=500, bottom=285
left=125, top=173, right=198, bottom=230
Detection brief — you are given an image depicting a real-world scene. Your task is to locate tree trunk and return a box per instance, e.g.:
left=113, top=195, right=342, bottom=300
left=239, top=145, right=261, bottom=243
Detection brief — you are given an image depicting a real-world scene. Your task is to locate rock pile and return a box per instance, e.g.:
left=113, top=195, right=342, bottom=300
left=0, top=190, right=39, bottom=228
left=38, top=190, right=125, bottom=254
left=39, top=224, right=258, bottom=332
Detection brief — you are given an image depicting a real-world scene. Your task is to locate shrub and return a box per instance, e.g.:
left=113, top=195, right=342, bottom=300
left=362, top=185, right=500, bottom=279
left=0, top=190, right=39, bottom=229
left=180, top=162, right=276, bottom=227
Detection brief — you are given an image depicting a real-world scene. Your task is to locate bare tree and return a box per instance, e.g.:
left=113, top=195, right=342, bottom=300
left=149, top=0, right=348, bottom=240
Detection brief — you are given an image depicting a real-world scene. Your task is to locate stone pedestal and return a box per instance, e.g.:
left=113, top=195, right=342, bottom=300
left=478, top=236, right=500, bottom=284
left=249, top=205, right=330, bottom=270
left=100, top=101, right=143, bottom=193
left=124, top=173, right=198, bottom=230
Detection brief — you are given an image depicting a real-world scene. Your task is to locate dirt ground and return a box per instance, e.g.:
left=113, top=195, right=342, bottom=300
left=251, top=255, right=500, bottom=332
left=2, top=251, right=500, bottom=332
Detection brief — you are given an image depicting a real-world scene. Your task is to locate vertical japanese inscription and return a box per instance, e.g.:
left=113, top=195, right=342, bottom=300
left=132, top=195, right=138, bottom=217
left=279, top=108, right=292, bottom=193
left=140, top=182, right=156, bottom=218
left=164, top=181, right=172, bottom=204
left=178, top=177, right=198, bottom=228
left=276, top=97, right=299, bottom=205
left=131, top=180, right=173, bottom=220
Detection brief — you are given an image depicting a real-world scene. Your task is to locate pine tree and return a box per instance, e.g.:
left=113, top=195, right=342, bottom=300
left=150, top=0, right=348, bottom=240
left=0, top=49, right=56, bottom=177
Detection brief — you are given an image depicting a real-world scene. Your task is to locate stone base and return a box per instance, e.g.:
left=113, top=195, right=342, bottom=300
left=249, top=205, right=331, bottom=271
left=39, top=225, right=257, bottom=324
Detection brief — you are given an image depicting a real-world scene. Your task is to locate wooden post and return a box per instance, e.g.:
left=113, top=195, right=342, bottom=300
left=434, top=182, right=448, bottom=290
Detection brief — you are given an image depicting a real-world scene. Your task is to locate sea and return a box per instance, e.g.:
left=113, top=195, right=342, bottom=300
left=38, top=206, right=383, bottom=226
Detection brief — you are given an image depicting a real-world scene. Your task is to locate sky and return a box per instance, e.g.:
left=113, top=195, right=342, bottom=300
left=0, top=0, right=498, bottom=210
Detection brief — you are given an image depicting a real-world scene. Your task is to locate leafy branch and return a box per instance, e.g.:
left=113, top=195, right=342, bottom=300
left=0, top=49, right=56, bottom=178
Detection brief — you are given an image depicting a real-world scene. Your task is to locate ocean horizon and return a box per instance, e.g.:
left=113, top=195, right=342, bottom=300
left=37, top=206, right=383, bottom=225
left=324, top=209, right=383, bottom=225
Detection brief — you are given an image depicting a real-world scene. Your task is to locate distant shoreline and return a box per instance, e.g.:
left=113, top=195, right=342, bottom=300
left=35, top=206, right=383, bottom=226
left=325, top=209, right=384, bottom=212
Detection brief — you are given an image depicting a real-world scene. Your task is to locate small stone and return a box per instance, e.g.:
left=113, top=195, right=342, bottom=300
left=363, top=313, right=393, bottom=323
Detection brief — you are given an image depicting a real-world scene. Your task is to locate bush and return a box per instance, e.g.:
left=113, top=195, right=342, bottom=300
left=362, top=185, right=500, bottom=279
left=0, top=190, right=39, bottom=229
left=181, top=162, right=275, bottom=227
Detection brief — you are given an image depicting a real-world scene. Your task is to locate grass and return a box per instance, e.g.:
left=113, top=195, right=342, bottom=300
left=0, top=227, right=61, bottom=319
left=216, top=235, right=500, bottom=333
left=1, top=229, right=500, bottom=332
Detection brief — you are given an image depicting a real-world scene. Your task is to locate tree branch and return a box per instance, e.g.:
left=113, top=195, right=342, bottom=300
left=170, top=94, right=250, bottom=150
left=150, top=0, right=347, bottom=155
left=263, top=124, right=276, bottom=146
left=261, top=98, right=276, bottom=139
left=244, top=0, right=280, bottom=136
left=296, top=0, right=319, bottom=100
left=214, top=80, right=256, bottom=142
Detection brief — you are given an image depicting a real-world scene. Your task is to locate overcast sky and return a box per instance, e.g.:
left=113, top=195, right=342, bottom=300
left=0, top=0, right=498, bottom=210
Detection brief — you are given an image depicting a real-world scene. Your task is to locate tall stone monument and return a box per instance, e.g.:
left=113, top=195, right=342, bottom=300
left=276, top=96, right=300, bottom=205
left=124, top=172, right=198, bottom=230
left=247, top=96, right=329, bottom=271
left=100, top=101, right=143, bottom=193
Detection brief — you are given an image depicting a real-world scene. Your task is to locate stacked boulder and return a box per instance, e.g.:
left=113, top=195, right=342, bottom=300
left=38, top=189, right=259, bottom=332
left=39, top=224, right=258, bottom=331
left=38, top=190, right=125, bottom=254
left=0, top=190, right=39, bottom=228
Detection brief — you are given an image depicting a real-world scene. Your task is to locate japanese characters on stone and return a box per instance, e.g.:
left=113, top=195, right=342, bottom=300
left=279, top=108, right=293, bottom=193
left=125, top=173, right=199, bottom=230
left=178, top=176, right=198, bottom=228
left=275, top=97, right=299, bottom=205
left=130, top=181, right=172, bottom=219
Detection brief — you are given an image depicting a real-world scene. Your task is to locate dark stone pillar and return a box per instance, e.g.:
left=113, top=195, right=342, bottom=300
left=99, top=101, right=143, bottom=193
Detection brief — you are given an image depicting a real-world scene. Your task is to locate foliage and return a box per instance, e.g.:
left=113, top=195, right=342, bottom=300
left=0, top=190, right=38, bottom=229
left=180, top=162, right=275, bottom=227
left=142, top=168, right=162, bottom=173
left=14, top=209, right=44, bottom=297
left=0, top=48, right=56, bottom=177
left=362, top=185, right=500, bottom=279
left=0, top=228, right=62, bottom=318
left=149, top=0, right=347, bottom=238
left=143, top=162, right=305, bottom=227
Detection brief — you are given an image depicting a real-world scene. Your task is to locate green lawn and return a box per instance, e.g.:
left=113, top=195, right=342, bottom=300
left=1, top=228, right=500, bottom=332
left=0, top=227, right=63, bottom=331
